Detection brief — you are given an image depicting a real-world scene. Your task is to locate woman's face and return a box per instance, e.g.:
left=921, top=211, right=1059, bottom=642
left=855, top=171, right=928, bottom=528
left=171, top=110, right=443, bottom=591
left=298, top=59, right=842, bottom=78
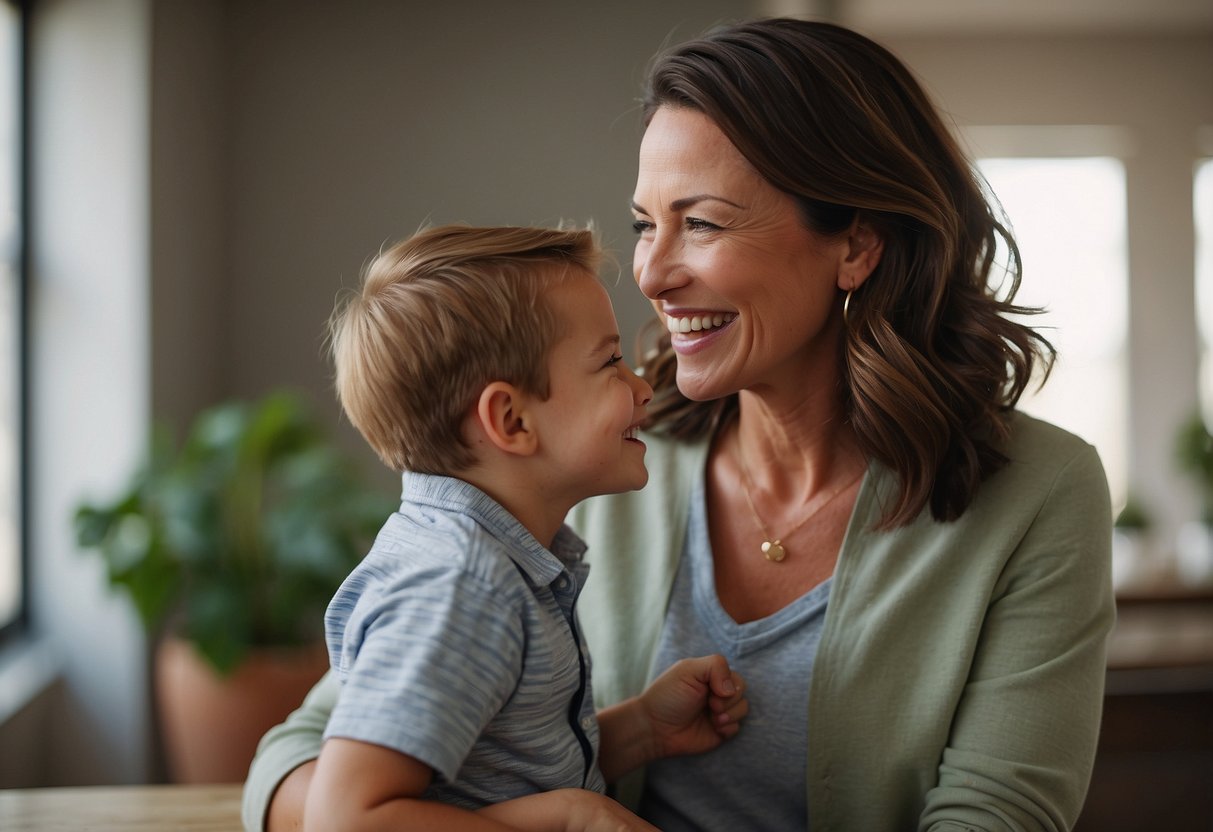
left=631, top=106, right=852, bottom=403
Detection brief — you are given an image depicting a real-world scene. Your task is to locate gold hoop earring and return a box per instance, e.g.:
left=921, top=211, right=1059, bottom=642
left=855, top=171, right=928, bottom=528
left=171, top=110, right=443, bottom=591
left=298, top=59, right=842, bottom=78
left=843, top=288, right=854, bottom=329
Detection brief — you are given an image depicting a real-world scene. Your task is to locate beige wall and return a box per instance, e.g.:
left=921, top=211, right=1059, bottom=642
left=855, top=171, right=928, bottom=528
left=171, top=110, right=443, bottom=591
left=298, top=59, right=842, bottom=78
left=152, top=0, right=754, bottom=490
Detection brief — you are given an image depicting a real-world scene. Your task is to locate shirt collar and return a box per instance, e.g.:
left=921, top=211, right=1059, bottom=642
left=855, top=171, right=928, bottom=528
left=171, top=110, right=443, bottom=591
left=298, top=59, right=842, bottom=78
left=400, top=471, right=587, bottom=587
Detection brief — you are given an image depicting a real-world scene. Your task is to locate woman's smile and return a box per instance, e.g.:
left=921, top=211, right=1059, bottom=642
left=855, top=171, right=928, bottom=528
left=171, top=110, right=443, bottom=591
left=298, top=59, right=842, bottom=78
left=661, top=310, right=739, bottom=355
left=663, top=311, right=738, bottom=335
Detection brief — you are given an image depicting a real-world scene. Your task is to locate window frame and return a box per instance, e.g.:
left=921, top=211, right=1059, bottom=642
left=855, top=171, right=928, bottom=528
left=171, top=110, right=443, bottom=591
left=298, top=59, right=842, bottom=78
left=0, top=0, right=29, bottom=645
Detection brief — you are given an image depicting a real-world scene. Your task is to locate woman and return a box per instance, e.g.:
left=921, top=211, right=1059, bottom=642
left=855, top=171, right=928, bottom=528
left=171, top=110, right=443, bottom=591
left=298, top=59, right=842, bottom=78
left=244, top=18, right=1113, bottom=831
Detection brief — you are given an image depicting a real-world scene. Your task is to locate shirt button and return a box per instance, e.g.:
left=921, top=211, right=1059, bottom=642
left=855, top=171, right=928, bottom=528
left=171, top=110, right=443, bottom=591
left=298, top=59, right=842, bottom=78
left=581, top=716, right=594, bottom=731
left=555, top=576, right=570, bottom=591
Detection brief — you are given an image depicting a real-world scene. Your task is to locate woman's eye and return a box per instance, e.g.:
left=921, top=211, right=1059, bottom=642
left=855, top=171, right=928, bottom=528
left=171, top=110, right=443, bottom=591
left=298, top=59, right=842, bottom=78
left=604, top=354, right=624, bottom=369
left=631, top=220, right=653, bottom=234
left=686, top=217, right=720, bottom=231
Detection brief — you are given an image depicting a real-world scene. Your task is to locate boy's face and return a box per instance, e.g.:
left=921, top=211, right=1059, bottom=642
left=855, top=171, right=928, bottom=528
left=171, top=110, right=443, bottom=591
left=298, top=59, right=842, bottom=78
left=529, top=272, right=653, bottom=503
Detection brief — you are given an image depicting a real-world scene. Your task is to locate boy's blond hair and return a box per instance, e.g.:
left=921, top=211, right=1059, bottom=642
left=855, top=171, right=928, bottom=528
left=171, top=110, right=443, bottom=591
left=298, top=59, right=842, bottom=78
left=329, top=224, right=602, bottom=474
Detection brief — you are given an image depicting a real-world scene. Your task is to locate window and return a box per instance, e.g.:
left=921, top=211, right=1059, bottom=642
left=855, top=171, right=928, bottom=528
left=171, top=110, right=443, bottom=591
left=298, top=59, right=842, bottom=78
left=0, top=0, right=23, bottom=640
left=1196, top=158, right=1213, bottom=421
left=975, top=155, right=1130, bottom=506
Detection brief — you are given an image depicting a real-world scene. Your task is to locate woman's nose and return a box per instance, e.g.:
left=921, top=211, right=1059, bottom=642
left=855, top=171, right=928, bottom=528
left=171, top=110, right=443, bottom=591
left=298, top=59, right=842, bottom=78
left=634, top=233, right=684, bottom=301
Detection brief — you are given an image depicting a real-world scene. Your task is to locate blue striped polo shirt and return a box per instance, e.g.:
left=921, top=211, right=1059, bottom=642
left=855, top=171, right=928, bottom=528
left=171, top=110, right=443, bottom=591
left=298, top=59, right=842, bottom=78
left=323, top=471, right=605, bottom=809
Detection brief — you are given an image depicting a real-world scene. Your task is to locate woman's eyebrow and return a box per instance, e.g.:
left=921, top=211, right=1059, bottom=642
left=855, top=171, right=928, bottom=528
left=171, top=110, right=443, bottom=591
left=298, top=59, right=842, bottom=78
left=630, top=194, right=746, bottom=213
left=671, top=194, right=745, bottom=211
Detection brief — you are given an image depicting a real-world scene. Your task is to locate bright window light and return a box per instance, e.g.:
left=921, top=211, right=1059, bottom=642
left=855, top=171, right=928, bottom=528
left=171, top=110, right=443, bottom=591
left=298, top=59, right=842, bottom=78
left=977, top=157, right=1129, bottom=505
left=1196, top=159, right=1213, bottom=422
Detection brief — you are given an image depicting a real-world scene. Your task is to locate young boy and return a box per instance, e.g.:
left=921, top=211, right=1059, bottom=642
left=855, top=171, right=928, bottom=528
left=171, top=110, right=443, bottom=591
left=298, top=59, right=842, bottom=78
left=306, top=225, right=747, bottom=831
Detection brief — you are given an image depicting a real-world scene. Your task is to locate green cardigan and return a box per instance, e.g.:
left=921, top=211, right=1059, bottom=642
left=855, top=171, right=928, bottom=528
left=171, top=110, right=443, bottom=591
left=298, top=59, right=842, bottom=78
left=243, top=412, right=1113, bottom=832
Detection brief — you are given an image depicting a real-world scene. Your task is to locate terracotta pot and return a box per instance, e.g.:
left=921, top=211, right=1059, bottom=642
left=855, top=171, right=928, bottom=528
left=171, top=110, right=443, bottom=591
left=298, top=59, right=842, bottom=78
left=155, top=636, right=330, bottom=783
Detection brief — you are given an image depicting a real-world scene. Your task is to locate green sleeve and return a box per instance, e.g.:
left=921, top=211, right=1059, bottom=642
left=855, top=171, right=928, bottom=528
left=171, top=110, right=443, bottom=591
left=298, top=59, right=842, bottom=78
left=920, top=443, right=1115, bottom=830
left=241, top=669, right=339, bottom=832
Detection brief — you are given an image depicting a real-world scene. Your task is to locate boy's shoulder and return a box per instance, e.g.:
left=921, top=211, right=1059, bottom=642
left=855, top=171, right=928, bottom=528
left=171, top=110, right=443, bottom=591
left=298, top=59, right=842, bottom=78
left=365, top=506, right=531, bottom=590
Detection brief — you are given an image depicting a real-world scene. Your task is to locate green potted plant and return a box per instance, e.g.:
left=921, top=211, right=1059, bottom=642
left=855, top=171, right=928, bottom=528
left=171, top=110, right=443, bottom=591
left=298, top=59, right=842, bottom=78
left=1175, top=410, right=1213, bottom=523
left=1113, top=496, right=1152, bottom=533
left=74, top=389, right=396, bottom=781
left=1174, top=410, right=1213, bottom=585
left=1110, top=493, right=1154, bottom=590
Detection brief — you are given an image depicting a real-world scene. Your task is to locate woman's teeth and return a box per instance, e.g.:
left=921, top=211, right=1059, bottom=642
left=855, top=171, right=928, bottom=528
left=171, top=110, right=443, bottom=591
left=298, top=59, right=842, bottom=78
left=623, top=426, right=639, bottom=440
left=665, top=313, right=737, bottom=334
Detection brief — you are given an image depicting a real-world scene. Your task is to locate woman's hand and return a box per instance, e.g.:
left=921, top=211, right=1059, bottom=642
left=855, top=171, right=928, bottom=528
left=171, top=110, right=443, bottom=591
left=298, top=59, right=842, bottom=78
left=479, top=789, right=659, bottom=832
left=595, top=654, right=747, bottom=781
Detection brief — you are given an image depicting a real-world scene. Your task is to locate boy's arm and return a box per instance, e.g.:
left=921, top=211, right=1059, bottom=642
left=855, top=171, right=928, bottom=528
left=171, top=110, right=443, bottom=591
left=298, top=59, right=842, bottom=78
left=595, top=654, right=747, bottom=783
left=246, top=658, right=740, bottom=831
left=307, top=738, right=658, bottom=832
left=304, top=738, right=520, bottom=832
left=479, top=791, right=658, bottom=832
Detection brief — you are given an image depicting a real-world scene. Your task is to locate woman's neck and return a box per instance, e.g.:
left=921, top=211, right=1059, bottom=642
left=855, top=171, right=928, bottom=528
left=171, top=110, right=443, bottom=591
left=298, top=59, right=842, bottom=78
left=730, top=387, right=864, bottom=502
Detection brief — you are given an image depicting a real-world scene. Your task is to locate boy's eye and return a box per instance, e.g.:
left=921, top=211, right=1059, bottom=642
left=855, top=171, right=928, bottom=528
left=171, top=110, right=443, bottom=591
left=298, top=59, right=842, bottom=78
left=604, top=354, right=624, bottom=369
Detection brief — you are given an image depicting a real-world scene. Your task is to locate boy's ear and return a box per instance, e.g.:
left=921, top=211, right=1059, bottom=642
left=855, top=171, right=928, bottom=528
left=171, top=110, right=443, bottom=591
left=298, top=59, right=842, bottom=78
left=475, top=382, right=538, bottom=456
left=838, top=218, right=884, bottom=291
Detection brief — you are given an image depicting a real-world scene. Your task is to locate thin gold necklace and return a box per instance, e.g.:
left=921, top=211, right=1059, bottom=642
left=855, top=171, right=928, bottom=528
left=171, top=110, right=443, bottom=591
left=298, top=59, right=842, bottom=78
left=734, top=435, right=864, bottom=563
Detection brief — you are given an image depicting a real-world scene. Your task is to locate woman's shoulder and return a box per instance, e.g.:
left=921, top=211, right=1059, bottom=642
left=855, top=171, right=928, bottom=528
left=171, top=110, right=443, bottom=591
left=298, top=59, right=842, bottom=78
left=1003, top=410, right=1096, bottom=464
left=862, top=411, right=1107, bottom=535
left=969, top=410, right=1109, bottom=519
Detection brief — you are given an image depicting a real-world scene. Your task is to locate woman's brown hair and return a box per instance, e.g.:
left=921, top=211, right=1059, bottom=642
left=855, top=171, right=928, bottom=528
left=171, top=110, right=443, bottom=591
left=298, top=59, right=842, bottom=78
left=638, top=18, right=1053, bottom=527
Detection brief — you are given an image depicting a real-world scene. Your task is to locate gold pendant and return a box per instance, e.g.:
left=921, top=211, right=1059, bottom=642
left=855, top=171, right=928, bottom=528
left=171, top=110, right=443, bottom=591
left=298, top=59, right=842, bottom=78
left=762, top=540, right=786, bottom=562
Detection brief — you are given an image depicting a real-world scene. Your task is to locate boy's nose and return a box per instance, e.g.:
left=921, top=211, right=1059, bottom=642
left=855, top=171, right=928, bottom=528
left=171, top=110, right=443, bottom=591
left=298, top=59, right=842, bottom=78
left=622, top=363, right=653, bottom=406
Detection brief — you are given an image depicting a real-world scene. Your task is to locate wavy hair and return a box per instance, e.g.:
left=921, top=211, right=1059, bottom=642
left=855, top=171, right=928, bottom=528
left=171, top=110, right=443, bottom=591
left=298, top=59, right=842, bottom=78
left=638, top=18, right=1054, bottom=527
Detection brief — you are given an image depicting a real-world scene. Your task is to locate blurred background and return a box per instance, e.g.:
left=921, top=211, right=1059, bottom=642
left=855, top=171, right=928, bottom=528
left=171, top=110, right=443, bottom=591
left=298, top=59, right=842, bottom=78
left=0, top=0, right=1210, bottom=827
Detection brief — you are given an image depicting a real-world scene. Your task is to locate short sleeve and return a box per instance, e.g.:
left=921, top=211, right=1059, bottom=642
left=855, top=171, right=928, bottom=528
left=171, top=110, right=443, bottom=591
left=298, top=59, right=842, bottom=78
left=325, top=564, right=526, bottom=783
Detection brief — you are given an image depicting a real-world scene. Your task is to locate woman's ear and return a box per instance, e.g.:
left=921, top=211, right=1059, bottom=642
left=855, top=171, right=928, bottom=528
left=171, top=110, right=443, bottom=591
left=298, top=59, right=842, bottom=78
left=475, top=382, right=539, bottom=456
left=838, top=219, right=884, bottom=291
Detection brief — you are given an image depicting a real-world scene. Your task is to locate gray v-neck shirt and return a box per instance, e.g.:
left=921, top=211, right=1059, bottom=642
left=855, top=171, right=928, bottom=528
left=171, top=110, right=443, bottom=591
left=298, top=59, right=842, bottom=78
left=639, top=476, right=831, bottom=831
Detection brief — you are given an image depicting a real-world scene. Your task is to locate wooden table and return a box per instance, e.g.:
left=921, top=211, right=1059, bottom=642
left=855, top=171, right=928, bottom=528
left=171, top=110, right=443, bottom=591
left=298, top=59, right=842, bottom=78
left=1106, top=588, right=1213, bottom=674
left=1077, top=587, right=1213, bottom=832
left=0, top=783, right=242, bottom=831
